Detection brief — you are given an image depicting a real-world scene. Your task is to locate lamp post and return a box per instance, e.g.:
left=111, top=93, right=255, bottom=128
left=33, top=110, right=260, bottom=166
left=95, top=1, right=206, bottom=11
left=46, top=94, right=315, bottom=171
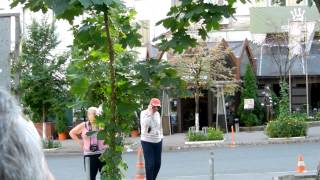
left=261, top=86, right=273, bottom=122
left=288, top=8, right=315, bottom=117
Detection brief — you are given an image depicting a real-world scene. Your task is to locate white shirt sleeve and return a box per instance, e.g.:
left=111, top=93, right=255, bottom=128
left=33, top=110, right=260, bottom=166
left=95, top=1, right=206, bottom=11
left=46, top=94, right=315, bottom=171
left=140, top=110, right=152, bottom=134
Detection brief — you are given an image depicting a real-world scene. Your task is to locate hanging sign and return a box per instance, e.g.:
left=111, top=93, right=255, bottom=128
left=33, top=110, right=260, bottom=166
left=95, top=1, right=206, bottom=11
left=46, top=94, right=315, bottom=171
left=244, top=99, right=254, bottom=110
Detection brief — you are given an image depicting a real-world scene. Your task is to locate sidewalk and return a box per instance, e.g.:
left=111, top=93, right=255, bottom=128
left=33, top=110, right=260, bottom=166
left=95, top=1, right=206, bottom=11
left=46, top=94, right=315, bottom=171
left=44, top=126, right=320, bottom=155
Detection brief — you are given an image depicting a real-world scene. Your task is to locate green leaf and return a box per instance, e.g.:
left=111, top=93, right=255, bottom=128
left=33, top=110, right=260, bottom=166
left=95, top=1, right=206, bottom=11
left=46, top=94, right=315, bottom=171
left=70, top=76, right=89, bottom=96
left=86, top=131, right=97, bottom=137
left=97, top=131, right=107, bottom=140
left=198, top=28, right=207, bottom=40
left=118, top=102, right=138, bottom=115
left=185, top=5, right=203, bottom=19
left=79, top=0, right=92, bottom=8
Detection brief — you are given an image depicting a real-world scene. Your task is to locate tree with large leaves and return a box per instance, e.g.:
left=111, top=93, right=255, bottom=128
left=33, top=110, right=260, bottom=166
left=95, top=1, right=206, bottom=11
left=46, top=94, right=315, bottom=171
left=156, top=0, right=248, bottom=53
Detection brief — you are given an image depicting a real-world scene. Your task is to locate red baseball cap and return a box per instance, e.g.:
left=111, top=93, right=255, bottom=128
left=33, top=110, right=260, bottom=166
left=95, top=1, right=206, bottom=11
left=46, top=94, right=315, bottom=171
left=149, top=98, right=161, bottom=107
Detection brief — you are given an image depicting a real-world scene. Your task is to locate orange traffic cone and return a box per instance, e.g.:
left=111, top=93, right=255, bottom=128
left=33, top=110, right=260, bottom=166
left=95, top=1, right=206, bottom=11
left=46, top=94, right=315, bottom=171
left=135, top=147, right=146, bottom=180
left=296, top=155, right=306, bottom=173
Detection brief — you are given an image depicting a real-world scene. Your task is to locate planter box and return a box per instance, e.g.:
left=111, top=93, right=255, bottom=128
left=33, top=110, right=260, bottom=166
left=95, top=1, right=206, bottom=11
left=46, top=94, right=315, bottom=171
left=240, top=125, right=265, bottom=132
left=185, top=139, right=225, bottom=145
left=273, top=174, right=316, bottom=180
left=34, top=122, right=55, bottom=139
left=307, top=121, right=320, bottom=127
left=43, top=148, right=60, bottom=152
left=268, top=136, right=306, bottom=142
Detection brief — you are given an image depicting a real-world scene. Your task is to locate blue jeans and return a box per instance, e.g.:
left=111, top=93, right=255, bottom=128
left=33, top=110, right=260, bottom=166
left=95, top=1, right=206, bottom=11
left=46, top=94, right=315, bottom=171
left=141, top=140, right=163, bottom=180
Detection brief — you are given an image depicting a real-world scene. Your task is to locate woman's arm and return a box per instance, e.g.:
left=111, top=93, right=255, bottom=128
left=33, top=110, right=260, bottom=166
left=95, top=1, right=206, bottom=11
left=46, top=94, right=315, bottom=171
left=69, top=122, right=85, bottom=149
left=140, top=110, right=149, bottom=134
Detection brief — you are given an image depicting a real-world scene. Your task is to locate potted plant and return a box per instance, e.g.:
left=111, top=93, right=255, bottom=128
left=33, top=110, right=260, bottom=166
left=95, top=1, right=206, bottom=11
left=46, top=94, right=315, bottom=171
left=55, top=114, right=68, bottom=140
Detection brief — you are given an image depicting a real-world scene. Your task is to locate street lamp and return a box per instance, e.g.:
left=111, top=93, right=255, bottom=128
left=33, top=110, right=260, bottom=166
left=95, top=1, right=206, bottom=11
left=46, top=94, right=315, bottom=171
left=261, top=86, right=273, bottom=122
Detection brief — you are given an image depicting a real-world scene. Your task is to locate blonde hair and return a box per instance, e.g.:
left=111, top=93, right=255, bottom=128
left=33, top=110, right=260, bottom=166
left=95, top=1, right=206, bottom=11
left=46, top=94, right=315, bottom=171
left=87, top=107, right=97, bottom=115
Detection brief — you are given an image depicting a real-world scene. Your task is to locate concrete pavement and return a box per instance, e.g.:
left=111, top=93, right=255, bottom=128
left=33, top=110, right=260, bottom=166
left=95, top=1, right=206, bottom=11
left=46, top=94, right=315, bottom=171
left=44, top=125, right=320, bottom=155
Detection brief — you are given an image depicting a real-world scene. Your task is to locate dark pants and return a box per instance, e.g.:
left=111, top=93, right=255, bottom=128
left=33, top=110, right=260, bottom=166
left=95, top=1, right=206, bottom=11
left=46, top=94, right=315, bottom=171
left=141, top=140, right=163, bottom=180
left=84, top=154, right=105, bottom=180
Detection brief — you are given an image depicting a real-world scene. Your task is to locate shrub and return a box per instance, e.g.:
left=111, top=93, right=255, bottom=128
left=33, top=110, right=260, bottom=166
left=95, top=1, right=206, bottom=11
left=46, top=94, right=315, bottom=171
left=265, top=116, right=307, bottom=138
left=42, top=139, right=61, bottom=149
left=240, top=112, right=259, bottom=127
left=55, top=114, right=68, bottom=133
left=237, top=64, right=264, bottom=126
left=291, top=112, right=308, bottom=121
left=187, top=128, right=224, bottom=141
left=187, top=132, right=208, bottom=141
left=315, top=112, right=320, bottom=121
left=207, top=127, right=224, bottom=140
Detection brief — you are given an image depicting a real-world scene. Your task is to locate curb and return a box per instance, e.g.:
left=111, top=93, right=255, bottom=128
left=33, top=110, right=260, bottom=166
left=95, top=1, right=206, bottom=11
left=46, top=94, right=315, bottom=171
left=185, top=139, right=225, bottom=145
left=43, top=148, right=60, bottom=152
left=44, top=137, right=320, bottom=155
left=161, top=137, right=320, bottom=152
left=238, top=121, right=320, bottom=132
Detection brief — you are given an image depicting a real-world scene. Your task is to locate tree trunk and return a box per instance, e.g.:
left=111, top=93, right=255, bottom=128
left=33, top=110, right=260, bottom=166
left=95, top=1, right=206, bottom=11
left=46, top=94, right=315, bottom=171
left=42, top=104, right=46, bottom=141
left=195, top=89, right=200, bottom=132
left=103, top=8, right=116, bottom=148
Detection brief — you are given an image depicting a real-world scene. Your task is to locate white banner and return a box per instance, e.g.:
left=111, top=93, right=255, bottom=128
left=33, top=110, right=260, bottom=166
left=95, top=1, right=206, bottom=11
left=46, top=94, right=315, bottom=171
left=288, top=21, right=316, bottom=59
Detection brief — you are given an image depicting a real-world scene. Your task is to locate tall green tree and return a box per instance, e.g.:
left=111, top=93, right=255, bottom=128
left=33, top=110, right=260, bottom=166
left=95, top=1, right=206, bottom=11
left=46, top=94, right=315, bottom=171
left=238, top=64, right=263, bottom=126
left=15, top=19, right=69, bottom=139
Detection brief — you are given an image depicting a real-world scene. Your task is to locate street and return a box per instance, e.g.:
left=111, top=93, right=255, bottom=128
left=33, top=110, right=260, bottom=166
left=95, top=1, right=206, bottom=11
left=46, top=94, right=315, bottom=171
left=47, top=142, right=320, bottom=180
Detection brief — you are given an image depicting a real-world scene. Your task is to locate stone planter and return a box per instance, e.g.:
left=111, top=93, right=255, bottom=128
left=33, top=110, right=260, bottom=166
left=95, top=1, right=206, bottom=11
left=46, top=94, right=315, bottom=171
left=268, top=136, right=306, bottom=142
left=34, top=122, right=55, bottom=139
left=273, top=174, right=316, bottom=180
left=185, top=139, right=225, bottom=145
left=240, top=125, right=265, bottom=132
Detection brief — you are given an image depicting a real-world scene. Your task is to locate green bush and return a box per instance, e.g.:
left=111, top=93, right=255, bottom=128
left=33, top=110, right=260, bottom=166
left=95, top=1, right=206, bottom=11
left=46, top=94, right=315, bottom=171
left=187, top=128, right=224, bottom=141
left=241, top=112, right=259, bottom=127
left=207, top=127, right=224, bottom=140
left=238, top=64, right=264, bottom=126
left=188, top=132, right=208, bottom=141
left=55, top=114, right=68, bottom=133
left=315, top=112, right=320, bottom=121
left=265, top=116, right=307, bottom=138
left=42, top=139, right=61, bottom=149
left=291, top=112, right=308, bottom=121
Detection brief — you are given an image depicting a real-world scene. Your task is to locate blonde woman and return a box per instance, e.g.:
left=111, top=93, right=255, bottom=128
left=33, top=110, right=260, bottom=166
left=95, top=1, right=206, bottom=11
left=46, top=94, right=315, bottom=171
left=69, top=107, right=106, bottom=180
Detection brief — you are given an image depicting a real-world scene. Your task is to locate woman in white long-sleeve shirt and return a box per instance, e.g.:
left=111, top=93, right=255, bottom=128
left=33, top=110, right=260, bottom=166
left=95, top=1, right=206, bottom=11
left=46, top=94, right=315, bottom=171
left=140, top=98, right=163, bottom=180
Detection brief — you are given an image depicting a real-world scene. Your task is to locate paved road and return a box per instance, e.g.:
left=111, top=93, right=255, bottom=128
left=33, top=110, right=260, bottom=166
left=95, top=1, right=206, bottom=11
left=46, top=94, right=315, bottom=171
left=47, top=143, right=320, bottom=180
